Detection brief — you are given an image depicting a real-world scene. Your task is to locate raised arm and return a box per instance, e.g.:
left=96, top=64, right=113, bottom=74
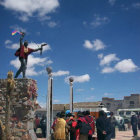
left=20, top=32, right=25, bottom=48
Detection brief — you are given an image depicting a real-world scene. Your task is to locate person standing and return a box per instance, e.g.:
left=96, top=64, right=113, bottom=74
left=34, top=115, right=40, bottom=132
left=108, top=112, right=117, bottom=139
left=40, top=115, right=46, bottom=138
left=137, top=112, right=140, bottom=130
left=96, top=110, right=107, bottom=140
left=131, top=112, right=138, bottom=137
left=53, top=111, right=67, bottom=140
left=76, top=111, right=90, bottom=140
left=84, top=110, right=95, bottom=140
left=67, top=113, right=77, bottom=140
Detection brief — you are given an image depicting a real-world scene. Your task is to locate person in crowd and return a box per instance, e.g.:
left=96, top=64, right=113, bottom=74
left=54, top=111, right=68, bottom=140
left=108, top=112, right=117, bottom=139
left=96, top=110, right=108, bottom=140
left=34, top=115, right=40, bottom=132
left=40, top=115, right=46, bottom=138
left=75, top=111, right=90, bottom=140
left=84, top=110, right=95, bottom=140
left=67, top=113, right=77, bottom=140
left=137, top=112, right=140, bottom=130
left=52, top=112, right=61, bottom=132
left=131, top=112, right=138, bottom=137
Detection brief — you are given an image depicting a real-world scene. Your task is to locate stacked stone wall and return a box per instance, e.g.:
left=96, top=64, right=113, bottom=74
left=0, top=79, right=38, bottom=140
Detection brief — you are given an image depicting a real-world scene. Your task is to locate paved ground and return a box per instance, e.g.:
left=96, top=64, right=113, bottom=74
left=37, top=130, right=140, bottom=140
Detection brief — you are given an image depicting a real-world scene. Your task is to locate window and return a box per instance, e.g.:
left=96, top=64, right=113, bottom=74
left=126, top=111, right=131, bottom=115
left=106, top=103, right=111, bottom=108
left=119, top=111, right=124, bottom=116
left=130, top=101, right=134, bottom=107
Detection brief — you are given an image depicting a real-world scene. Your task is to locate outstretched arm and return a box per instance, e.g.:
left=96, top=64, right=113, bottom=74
left=20, top=32, right=25, bottom=48
left=33, top=43, right=47, bottom=52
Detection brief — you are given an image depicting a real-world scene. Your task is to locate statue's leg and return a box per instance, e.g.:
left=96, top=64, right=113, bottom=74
left=14, top=58, right=24, bottom=78
left=22, top=59, right=27, bottom=78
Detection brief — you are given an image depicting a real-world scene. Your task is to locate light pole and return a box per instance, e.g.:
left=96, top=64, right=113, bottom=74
left=69, top=77, right=74, bottom=113
left=46, top=67, right=53, bottom=140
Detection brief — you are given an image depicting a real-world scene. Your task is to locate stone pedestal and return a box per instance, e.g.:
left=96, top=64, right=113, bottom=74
left=0, top=79, right=38, bottom=140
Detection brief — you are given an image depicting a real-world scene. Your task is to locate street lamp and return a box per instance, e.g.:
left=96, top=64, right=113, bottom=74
left=69, top=77, right=74, bottom=113
left=46, top=67, right=53, bottom=140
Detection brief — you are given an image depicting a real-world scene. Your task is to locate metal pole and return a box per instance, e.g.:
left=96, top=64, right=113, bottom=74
left=46, top=67, right=53, bottom=140
left=69, top=77, right=74, bottom=113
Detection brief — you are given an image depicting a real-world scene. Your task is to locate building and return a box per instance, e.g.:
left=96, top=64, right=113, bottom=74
left=102, top=94, right=140, bottom=114
left=36, top=94, right=140, bottom=117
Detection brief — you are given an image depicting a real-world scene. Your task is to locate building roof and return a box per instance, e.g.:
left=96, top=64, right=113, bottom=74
left=37, top=101, right=101, bottom=111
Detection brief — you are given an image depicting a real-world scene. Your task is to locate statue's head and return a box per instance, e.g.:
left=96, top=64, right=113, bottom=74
left=24, top=40, right=28, bottom=47
left=7, top=71, right=13, bottom=79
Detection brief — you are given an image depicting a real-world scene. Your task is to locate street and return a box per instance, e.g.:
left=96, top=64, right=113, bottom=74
left=37, top=130, right=140, bottom=140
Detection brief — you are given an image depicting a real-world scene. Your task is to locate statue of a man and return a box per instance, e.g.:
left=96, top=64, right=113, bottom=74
left=14, top=33, right=45, bottom=78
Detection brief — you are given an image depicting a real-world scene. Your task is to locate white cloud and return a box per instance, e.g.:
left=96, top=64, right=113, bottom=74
left=48, top=21, right=57, bottom=28
left=101, top=59, right=139, bottom=73
left=39, top=102, right=46, bottom=108
left=52, top=70, right=70, bottom=77
left=84, top=39, right=106, bottom=51
left=5, top=40, right=12, bottom=45
left=6, top=43, right=19, bottom=49
left=90, top=88, right=94, bottom=91
left=0, top=0, right=59, bottom=21
left=108, top=0, right=116, bottom=6
left=53, top=99, right=60, bottom=103
left=65, top=74, right=90, bottom=83
left=98, top=53, right=103, bottom=59
left=114, top=59, right=139, bottom=73
left=86, top=96, right=95, bottom=101
left=10, top=25, right=27, bottom=33
left=104, top=93, right=112, bottom=96
left=101, top=67, right=115, bottom=73
left=10, top=54, right=53, bottom=76
left=90, top=15, right=110, bottom=27
left=76, top=89, right=84, bottom=92
left=99, top=53, right=120, bottom=66
left=132, top=3, right=140, bottom=8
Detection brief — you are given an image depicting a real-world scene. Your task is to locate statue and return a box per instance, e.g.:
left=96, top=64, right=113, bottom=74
left=14, top=33, right=47, bottom=78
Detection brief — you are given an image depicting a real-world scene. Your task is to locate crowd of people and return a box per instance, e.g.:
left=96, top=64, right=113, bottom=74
left=34, top=110, right=120, bottom=140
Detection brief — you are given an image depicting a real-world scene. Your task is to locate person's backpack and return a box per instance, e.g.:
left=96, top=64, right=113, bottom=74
left=85, top=115, right=95, bottom=135
left=15, top=48, right=20, bottom=56
left=78, top=117, right=91, bottom=135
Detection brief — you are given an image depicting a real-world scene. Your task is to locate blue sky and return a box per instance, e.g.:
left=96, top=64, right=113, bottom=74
left=0, top=0, right=140, bottom=107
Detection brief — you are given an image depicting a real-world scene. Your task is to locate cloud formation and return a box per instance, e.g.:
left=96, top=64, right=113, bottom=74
left=0, top=0, right=59, bottom=21
left=114, top=59, right=139, bottom=73
left=99, top=53, right=120, bottom=66
left=86, top=96, right=95, bottom=101
left=10, top=55, right=53, bottom=76
left=52, top=70, right=70, bottom=77
left=108, top=0, right=116, bottom=6
left=47, top=21, right=57, bottom=28
left=132, top=3, right=140, bottom=9
left=90, top=15, right=110, bottom=27
left=101, top=59, right=139, bottom=73
left=101, top=67, right=115, bottom=73
left=65, top=74, right=90, bottom=83
left=84, top=39, right=106, bottom=51
left=53, top=99, right=60, bottom=103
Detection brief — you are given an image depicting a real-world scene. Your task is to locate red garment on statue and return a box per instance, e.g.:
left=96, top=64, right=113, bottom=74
left=15, top=45, right=34, bottom=59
